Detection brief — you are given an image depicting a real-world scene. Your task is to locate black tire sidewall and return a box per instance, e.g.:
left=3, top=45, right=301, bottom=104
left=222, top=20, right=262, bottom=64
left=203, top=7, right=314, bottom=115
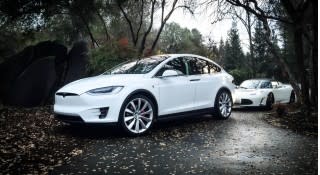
left=266, top=93, right=274, bottom=109
left=289, top=91, right=295, bottom=104
left=119, top=94, right=155, bottom=136
left=214, top=90, right=232, bottom=119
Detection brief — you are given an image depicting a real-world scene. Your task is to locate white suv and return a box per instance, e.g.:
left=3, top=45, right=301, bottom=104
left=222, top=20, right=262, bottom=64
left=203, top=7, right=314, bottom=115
left=54, top=54, right=235, bottom=136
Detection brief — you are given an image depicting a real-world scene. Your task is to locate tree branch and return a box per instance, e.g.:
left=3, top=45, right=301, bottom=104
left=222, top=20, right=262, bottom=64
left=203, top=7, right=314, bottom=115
left=117, top=2, right=136, bottom=46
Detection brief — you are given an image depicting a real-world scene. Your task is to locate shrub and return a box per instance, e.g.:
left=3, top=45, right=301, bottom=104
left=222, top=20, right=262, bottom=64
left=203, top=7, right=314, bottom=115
left=229, top=68, right=250, bottom=85
left=87, top=41, right=137, bottom=76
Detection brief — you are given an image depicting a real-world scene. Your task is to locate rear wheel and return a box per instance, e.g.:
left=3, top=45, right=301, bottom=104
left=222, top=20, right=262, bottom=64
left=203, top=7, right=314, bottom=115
left=289, top=91, right=295, bottom=104
left=119, top=95, right=155, bottom=136
left=265, top=93, right=274, bottom=110
left=214, top=90, right=232, bottom=119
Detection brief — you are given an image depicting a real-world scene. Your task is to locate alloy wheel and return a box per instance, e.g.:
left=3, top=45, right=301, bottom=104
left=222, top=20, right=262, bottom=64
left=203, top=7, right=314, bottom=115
left=218, top=92, right=232, bottom=118
left=123, top=97, right=154, bottom=134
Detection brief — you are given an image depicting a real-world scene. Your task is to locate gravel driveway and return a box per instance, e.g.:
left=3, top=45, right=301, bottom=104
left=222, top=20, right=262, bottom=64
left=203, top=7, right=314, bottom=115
left=53, top=109, right=317, bottom=175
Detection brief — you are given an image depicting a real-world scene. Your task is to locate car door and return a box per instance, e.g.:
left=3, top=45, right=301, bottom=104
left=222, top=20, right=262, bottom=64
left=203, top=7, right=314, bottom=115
left=276, top=82, right=289, bottom=102
left=156, top=57, right=196, bottom=116
left=185, top=57, right=220, bottom=110
left=272, top=81, right=285, bottom=102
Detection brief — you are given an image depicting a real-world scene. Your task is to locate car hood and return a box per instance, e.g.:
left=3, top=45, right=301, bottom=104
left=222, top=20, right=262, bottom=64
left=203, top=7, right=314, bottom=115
left=57, top=74, right=145, bottom=94
left=235, top=88, right=257, bottom=93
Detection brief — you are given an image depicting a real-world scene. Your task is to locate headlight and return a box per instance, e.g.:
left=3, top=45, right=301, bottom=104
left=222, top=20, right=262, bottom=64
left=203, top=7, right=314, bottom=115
left=86, top=86, right=123, bottom=95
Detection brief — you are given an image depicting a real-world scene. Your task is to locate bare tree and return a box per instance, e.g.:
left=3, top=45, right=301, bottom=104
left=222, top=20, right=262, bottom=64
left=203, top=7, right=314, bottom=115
left=209, top=0, right=315, bottom=107
left=117, top=0, right=145, bottom=47
left=117, top=0, right=194, bottom=55
left=231, top=4, right=256, bottom=77
left=150, top=0, right=195, bottom=52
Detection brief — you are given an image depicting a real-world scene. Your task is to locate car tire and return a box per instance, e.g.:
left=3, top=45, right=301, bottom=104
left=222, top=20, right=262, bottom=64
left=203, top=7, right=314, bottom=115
left=214, top=90, right=232, bottom=119
left=289, top=91, right=295, bottom=104
left=265, top=93, right=274, bottom=110
left=119, top=94, right=155, bottom=136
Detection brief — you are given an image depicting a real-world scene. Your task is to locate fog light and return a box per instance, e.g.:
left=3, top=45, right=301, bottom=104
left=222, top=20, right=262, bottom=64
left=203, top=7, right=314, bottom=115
left=99, top=107, right=109, bottom=119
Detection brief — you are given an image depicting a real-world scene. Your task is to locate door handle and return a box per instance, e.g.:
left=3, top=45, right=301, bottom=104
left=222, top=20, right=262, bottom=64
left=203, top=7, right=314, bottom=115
left=190, top=79, right=200, bottom=81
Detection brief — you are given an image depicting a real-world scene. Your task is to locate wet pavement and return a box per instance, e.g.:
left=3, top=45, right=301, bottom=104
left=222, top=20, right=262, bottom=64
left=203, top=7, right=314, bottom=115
left=52, top=110, right=317, bottom=174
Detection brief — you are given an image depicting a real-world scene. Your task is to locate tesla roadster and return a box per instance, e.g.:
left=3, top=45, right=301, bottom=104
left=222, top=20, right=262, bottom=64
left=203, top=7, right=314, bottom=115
left=234, top=79, right=295, bottom=109
left=54, top=54, right=235, bottom=136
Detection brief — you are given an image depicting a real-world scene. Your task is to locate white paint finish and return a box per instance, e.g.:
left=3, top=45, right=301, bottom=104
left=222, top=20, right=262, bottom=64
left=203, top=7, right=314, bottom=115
left=156, top=76, right=196, bottom=115
left=235, top=80, right=294, bottom=107
left=54, top=54, right=235, bottom=123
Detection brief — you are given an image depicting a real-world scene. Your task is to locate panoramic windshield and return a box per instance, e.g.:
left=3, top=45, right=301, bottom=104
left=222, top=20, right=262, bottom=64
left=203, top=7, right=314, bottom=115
left=240, top=80, right=261, bottom=89
left=103, top=55, right=168, bottom=75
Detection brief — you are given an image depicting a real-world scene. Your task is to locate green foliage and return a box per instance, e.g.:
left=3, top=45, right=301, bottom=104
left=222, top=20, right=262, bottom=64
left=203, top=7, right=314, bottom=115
left=252, top=20, right=279, bottom=79
left=229, top=68, right=250, bottom=85
left=224, top=22, right=245, bottom=71
left=87, top=41, right=138, bottom=76
left=158, top=22, right=208, bottom=56
left=252, top=21, right=268, bottom=74
left=279, top=22, right=297, bottom=78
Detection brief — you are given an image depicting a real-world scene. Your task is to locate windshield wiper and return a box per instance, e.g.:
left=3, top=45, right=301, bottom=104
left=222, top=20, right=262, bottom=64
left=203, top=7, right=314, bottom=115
left=240, top=86, right=248, bottom=89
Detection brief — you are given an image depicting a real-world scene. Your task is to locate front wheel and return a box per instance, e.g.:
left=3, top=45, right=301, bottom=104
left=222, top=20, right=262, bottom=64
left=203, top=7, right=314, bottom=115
left=119, top=95, right=155, bottom=136
left=214, top=90, right=232, bottom=119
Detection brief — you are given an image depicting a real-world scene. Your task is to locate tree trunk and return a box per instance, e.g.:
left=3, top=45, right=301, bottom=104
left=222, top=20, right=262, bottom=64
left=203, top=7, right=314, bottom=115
left=150, top=0, right=178, bottom=53
left=81, top=15, right=99, bottom=48
left=150, top=24, right=165, bottom=53
left=138, top=0, right=155, bottom=56
left=311, top=2, right=317, bottom=108
left=118, top=3, right=137, bottom=46
left=294, top=24, right=309, bottom=106
left=96, top=11, right=110, bottom=41
left=246, top=10, right=255, bottom=78
left=259, top=17, right=302, bottom=104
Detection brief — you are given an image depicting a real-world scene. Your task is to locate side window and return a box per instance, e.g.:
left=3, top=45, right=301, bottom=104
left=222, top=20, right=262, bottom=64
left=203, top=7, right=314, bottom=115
left=207, top=61, right=221, bottom=74
left=185, top=57, right=207, bottom=75
left=185, top=57, right=221, bottom=75
left=155, top=57, right=186, bottom=76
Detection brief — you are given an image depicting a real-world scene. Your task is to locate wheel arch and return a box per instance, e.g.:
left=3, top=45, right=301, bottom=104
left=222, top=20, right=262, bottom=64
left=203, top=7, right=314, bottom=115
left=267, top=92, right=275, bottom=103
left=124, top=89, right=159, bottom=117
left=214, top=86, right=233, bottom=106
left=217, top=87, right=233, bottom=99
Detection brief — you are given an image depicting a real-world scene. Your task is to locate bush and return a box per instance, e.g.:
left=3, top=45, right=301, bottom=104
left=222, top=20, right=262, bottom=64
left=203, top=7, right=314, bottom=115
left=87, top=41, right=138, bottom=76
left=229, top=68, right=250, bottom=85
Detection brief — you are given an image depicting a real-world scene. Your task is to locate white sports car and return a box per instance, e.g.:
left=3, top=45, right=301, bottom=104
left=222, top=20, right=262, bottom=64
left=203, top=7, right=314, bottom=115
left=234, top=79, right=295, bottom=109
left=54, top=54, right=235, bottom=136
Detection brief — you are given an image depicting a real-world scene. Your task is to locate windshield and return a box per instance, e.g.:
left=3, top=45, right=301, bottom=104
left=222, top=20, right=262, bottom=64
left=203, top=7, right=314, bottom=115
left=240, top=80, right=261, bottom=89
left=103, top=55, right=168, bottom=75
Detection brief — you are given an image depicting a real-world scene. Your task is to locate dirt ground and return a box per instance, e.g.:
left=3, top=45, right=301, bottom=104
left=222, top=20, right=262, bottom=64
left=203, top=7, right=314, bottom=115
left=0, top=107, right=317, bottom=174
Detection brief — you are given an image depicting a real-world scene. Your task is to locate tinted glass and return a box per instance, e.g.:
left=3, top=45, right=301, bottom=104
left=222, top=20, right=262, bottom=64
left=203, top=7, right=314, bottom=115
left=240, top=80, right=261, bottom=89
left=104, top=55, right=168, bottom=74
left=207, top=61, right=221, bottom=74
left=260, top=81, right=272, bottom=89
left=156, top=57, right=186, bottom=76
left=185, top=57, right=220, bottom=75
left=185, top=57, right=205, bottom=75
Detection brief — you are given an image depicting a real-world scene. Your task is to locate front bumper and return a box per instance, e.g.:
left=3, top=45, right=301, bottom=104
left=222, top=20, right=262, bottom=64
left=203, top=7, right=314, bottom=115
left=54, top=92, right=124, bottom=123
left=234, top=94, right=267, bottom=107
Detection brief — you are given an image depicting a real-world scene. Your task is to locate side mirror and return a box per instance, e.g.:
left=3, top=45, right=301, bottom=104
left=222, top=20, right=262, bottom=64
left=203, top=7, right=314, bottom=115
left=236, top=85, right=239, bottom=89
left=162, top=70, right=178, bottom=77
